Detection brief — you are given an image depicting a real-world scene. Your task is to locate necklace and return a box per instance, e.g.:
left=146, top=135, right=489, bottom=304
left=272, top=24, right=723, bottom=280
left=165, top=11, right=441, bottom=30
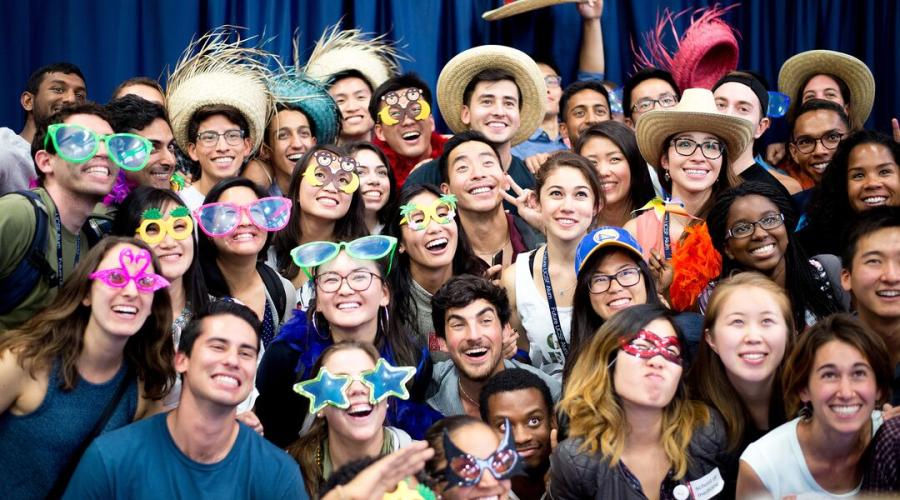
left=459, top=381, right=480, bottom=408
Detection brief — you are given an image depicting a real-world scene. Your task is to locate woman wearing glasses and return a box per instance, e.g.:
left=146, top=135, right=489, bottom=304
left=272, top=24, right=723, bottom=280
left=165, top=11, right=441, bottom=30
left=799, top=130, right=900, bottom=256
left=551, top=304, right=727, bottom=499
left=195, top=177, right=297, bottom=350
left=706, top=181, right=845, bottom=329
left=625, top=88, right=754, bottom=311
left=0, top=237, right=173, bottom=499
left=269, top=145, right=368, bottom=298
left=255, top=234, right=437, bottom=447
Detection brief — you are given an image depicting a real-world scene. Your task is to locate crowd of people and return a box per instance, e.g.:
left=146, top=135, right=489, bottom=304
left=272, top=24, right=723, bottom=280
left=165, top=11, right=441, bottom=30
left=0, top=1, right=898, bottom=499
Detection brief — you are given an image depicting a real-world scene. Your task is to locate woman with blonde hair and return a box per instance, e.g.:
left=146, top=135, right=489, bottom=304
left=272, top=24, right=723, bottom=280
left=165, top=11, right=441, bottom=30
left=550, top=303, right=727, bottom=499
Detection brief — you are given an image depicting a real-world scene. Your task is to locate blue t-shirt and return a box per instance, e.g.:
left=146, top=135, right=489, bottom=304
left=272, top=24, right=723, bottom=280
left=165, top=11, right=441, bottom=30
left=63, top=412, right=308, bottom=500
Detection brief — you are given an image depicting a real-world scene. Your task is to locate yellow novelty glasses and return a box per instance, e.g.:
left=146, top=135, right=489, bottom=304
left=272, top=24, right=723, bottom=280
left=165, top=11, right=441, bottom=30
left=377, top=88, right=432, bottom=126
left=399, top=194, right=457, bottom=231
left=135, top=207, right=194, bottom=245
left=302, top=150, right=360, bottom=194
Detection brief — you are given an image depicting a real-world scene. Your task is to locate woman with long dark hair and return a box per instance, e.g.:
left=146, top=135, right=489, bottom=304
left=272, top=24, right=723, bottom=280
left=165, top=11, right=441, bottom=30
left=346, top=142, right=398, bottom=234
left=0, top=237, right=174, bottom=498
left=706, top=181, right=846, bottom=328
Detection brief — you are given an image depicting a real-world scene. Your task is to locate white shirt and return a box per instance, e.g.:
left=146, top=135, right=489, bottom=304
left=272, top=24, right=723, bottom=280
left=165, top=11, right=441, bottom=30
left=0, top=127, right=34, bottom=195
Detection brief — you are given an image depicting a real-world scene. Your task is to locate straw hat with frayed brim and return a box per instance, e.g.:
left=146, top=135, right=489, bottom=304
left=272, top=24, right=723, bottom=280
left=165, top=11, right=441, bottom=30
left=482, top=0, right=581, bottom=21
left=778, top=50, right=875, bottom=127
left=303, top=24, right=405, bottom=90
left=270, top=70, right=342, bottom=145
left=436, top=45, right=547, bottom=146
left=636, top=88, right=754, bottom=167
left=166, top=28, right=274, bottom=155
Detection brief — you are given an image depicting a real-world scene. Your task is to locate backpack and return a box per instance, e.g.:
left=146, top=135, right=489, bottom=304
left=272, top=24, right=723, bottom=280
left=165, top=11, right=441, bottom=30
left=0, top=191, right=109, bottom=315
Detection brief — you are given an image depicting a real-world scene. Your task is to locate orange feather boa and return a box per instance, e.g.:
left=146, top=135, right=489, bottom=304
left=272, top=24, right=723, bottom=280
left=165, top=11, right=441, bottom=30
left=670, top=222, right=721, bottom=311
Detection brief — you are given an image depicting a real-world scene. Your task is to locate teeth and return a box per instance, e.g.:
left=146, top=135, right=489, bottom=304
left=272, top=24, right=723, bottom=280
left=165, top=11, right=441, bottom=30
left=287, top=154, right=303, bottom=161
left=750, top=244, right=775, bottom=256
left=876, top=290, right=900, bottom=297
left=347, top=403, right=374, bottom=416
left=337, top=303, right=360, bottom=310
left=233, top=233, right=254, bottom=241
left=831, top=405, right=861, bottom=416
left=810, top=162, right=829, bottom=173
left=363, top=190, right=382, bottom=200
left=740, top=353, right=766, bottom=361
left=213, top=375, right=239, bottom=387
left=469, top=186, right=491, bottom=195
left=486, top=122, right=507, bottom=129
left=862, top=196, right=887, bottom=205
left=318, top=197, right=338, bottom=207
left=85, top=166, right=109, bottom=176
left=465, top=347, right=488, bottom=356
left=601, top=181, right=617, bottom=191
left=345, top=115, right=363, bottom=123
left=557, top=218, right=576, bottom=226
left=608, top=297, right=630, bottom=307
left=401, top=132, right=420, bottom=140
left=159, top=253, right=182, bottom=262
left=426, top=237, right=449, bottom=249
left=213, top=157, right=234, bottom=165
left=112, top=305, right=137, bottom=314
left=684, top=169, right=708, bottom=176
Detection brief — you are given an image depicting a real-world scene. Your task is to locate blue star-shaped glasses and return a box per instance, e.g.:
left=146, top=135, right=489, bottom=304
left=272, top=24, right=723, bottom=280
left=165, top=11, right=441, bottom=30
left=292, top=358, right=415, bottom=413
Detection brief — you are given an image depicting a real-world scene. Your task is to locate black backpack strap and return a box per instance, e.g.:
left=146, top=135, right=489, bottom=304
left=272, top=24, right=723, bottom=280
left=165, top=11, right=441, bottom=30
left=0, top=191, right=53, bottom=315
left=82, top=214, right=112, bottom=247
left=258, top=263, right=287, bottom=318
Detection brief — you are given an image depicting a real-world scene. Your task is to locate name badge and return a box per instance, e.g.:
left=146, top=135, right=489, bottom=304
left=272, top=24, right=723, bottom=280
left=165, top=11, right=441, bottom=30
left=682, top=467, right=724, bottom=500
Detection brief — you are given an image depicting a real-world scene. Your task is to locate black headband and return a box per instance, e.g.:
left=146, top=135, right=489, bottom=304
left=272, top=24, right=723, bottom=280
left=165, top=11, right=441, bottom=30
left=713, top=73, right=769, bottom=116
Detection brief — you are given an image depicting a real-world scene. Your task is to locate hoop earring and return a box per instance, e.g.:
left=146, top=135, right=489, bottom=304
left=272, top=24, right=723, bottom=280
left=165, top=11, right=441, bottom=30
left=379, top=306, right=389, bottom=335
left=313, top=312, right=329, bottom=340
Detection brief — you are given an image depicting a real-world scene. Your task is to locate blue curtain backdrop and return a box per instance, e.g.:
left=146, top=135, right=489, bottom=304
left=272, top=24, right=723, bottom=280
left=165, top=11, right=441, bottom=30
left=1, top=0, right=898, bottom=135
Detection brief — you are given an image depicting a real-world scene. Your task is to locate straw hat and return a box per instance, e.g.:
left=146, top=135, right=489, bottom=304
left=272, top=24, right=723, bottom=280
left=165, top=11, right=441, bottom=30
left=303, top=24, right=404, bottom=90
left=777, top=50, right=875, bottom=127
left=482, top=0, right=580, bottom=21
left=166, top=28, right=274, bottom=154
left=436, top=45, right=547, bottom=146
left=635, top=88, right=754, bottom=166
left=270, top=70, right=342, bottom=145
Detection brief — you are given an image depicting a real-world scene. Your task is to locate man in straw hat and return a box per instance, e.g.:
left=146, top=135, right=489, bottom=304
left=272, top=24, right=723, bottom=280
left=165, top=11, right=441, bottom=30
left=304, top=24, right=403, bottom=146
left=166, top=28, right=274, bottom=210
left=405, top=45, right=547, bottom=212
left=369, top=72, right=446, bottom=186
left=784, top=99, right=851, bottom=190
left=712, top=71, right=802, bottom=196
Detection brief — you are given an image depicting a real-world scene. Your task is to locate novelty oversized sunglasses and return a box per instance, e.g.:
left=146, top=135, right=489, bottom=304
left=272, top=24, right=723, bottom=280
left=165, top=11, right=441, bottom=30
left=44, top=123, right=152, bottom=172
left=193, top=197, right=292, bottom=238
left=442, top=419, right=523, bottom=488
left=135, top=207, right=194, bottom=245
left=290, top=235, right=397, bottom=279
left=292, top=359, right=415, bottom=413
left=89, top=247, right=170, bottom=293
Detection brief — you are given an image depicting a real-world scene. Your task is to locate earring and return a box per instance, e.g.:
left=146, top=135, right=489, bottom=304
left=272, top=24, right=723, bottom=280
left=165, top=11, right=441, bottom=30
left=313, top=312, right=329, bottom=340
left=664, top=170, right=671, bottom=182
left=378, top=306, right=390, bottom=334
left=799, top=401, right=813, bottom=420
left=316, top=412, right=324, bottom=419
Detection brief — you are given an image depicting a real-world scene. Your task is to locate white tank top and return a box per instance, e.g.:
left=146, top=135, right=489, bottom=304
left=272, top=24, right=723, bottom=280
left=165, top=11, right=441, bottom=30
left=514, top=249, right=572, bottom=378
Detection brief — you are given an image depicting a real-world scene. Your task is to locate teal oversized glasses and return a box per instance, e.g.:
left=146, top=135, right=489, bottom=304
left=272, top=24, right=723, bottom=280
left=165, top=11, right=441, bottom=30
left=290, top=235, right=397, bottom=279
left=44, top=123, right=153, bottom=171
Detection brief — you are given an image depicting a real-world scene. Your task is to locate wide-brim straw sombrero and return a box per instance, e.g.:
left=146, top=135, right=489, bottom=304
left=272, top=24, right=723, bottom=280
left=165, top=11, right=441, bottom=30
left=482, top=0, right=581, bottom=21
left=778, top=50, right=875, bottom=127
left=636, top=88, right=754, bottom=167
left=270, top=70, right=342, bottom=145
left=436, top=45, right=547, bottom=146
left=166, top=28, right=274, bottom=155
left=303, top=24, right=403, bottom=90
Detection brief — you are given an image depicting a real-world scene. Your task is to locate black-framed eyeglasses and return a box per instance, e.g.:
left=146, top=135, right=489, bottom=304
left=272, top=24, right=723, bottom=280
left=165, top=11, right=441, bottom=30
left=791, top=131, right=844, bottom=154
left=315, top=270, right=382, bottom=293
left=631, top=94, right=678, bottom=113
left=196, top=129, right=245, bottom=147
left=544, top=75, right=562, bottom=88
left=589, top=267, right=642, bottom=294
left=670, top=137, right=725, bottom=160
left=726, top=213, right=785, bottom=239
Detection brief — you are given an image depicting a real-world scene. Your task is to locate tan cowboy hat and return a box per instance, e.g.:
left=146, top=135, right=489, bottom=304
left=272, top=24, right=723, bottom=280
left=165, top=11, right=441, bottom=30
left=777, top=50, right=875, bottom=127
left=482, top=0, right=581, bottom=21
left=635, top=88, right=754, bottom=167
left=166, top=28, right=274, bottom=155
left=436, top=45, right=547, bottom=146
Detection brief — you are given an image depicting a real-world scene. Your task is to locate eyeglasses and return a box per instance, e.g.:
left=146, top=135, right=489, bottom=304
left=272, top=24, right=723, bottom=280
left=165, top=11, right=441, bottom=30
left=291, top=235, right=397, bottom=279
left=193, top=197, right=292, bottom=238
left=196, top=129, right=245, bottom=147
left=792, top=131, right=844, bottom=154
left=631, top=94, right=678, bottom=113
left=315, top=270, right=382, bottom=293
left=589, top=267, right=642, bottom=294
left=89, top=248, right=170, bottom=294
left=544, top=75, right=562, bottom=88
left=670, top=137, right=725, bottom=160
left=726, top=213, right=785, bottom=239
left=44, top=123, right=152, bottom=171
left=135, top=207, right=194, bottom=245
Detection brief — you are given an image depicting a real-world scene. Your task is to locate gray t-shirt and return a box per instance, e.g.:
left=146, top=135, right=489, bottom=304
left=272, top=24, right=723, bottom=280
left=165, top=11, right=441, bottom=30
left=0, top=128, right=34, bottom=195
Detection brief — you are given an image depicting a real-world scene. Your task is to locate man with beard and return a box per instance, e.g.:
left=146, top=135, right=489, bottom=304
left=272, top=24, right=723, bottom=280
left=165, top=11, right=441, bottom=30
left=1, top=63, right=86, bottom=195
left=480, top=368, right=556, bottom=500
left=0, top=103, right=119, bottom=331
left=106, top=95, right=178, bottom=191
left=785, top=99, right=851, bottom=190
left=370, top=73, right=446, bottom=186
left=559, top=80, right=611, bottom=145
left=426, top=275, right=560, bottom=419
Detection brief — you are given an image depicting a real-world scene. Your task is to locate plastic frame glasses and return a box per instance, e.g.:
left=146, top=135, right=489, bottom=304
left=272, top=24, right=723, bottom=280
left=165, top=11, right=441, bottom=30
left=193, top=197, right=292, bottom=238
left=44, top=123, right=152, bottom=171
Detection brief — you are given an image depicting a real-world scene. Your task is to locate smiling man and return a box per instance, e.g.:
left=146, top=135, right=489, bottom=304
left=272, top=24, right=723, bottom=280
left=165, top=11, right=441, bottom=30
left=480, top=368, right=555, bottom=500
left=106, top=95, right=178, bottom=191
left=0, top=102, right=115, bottom=331
left=786, top=99, right=851, bottom=189
left=63, top=301, right=307, bottom=499
left=370, top=73, right=446, bottom=186
left=426, top=274, right=560, bottom=419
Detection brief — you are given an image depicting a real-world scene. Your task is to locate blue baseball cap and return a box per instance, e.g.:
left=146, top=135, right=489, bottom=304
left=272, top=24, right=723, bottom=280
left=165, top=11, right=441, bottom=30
left=575, top=226, right=644, bottom=274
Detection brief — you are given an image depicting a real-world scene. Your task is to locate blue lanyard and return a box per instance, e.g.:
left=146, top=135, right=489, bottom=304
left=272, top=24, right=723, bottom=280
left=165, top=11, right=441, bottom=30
left=541, top=248, right=569, bottom=357
left=53, top=210, right=81, bottom=289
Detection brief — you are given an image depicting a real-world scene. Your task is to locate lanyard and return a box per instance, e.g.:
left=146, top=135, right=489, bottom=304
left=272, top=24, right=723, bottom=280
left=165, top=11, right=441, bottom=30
left=53, top=210, right=81, bottom=289
left=541, top=248, right=569, bottom=357
left=662, top=211, right=673, bottom=260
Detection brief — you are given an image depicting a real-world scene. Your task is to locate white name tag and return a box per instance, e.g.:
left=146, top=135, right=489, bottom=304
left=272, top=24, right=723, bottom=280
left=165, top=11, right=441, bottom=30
left=688, top=468, right=725, bottom=500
